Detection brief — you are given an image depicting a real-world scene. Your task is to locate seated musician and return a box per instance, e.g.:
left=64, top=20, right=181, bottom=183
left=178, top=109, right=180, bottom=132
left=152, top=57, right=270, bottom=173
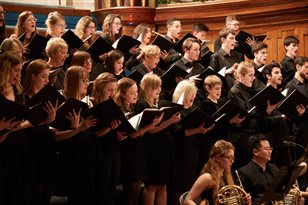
left=238, top=133, right=306, bottom=205
left=184, top=140, right=251, bottom=205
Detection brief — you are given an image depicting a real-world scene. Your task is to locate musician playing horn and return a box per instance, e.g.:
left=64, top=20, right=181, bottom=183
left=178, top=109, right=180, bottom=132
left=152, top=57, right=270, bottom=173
left=184, top=140, right=251, bottom=205
left=238, top=133, right=306, bottom=205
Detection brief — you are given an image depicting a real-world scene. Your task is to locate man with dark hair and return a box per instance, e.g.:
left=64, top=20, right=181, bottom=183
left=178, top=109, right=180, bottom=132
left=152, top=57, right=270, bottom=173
left=192, top=22, right=209, bottom=40
left=214, top=15, right=256, bottom=59
left=160, top=18, right=182, bottom=69
left=259, top=62, right=290, bottom=166
left=238, top=134, right=279, bottom=205
left=209, top=28, right=243, bottom=99
left=280, top=35, right=300, bottom=86
left=251, top=41, right=268, bottom=92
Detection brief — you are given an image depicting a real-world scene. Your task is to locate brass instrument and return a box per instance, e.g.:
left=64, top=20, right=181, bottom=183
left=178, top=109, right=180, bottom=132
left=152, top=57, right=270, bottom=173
left=273, top=184, right=302, bottom=205
left=217, top=185, right=249, bottom=205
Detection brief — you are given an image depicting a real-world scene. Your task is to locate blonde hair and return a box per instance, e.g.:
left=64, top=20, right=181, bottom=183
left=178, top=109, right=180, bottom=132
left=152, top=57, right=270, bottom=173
left=114, top=77, right=137, bottom=112
left=45, top=11, right=65, bottom=35
left=226, top=15, right=240, bottom=26
left=204, top=75, right=222, bottom=94
left=0, top=51, right=23, bottom=95
left=23, top=59, right=51, bottom=97
left=64, top=66, right=88, bottom=100
left=172, top=80, right=197, bottom=104
left=45, top=37, right=68, bottom=57
left=91, top=72, right=117, bottom=104
left=139, top=73, right=161, bottom=107
left=234, top=61, right=253, bottom=80
left=139, top=45, right=160, bottom=61
left=201, top=140, right=235, bottom=202
left=75, top=16, right=96, bottom=40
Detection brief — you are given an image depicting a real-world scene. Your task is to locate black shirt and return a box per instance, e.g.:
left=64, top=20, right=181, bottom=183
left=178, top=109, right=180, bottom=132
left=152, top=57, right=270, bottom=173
left=280, top=55, right=296, bottom=86
left=173, top=57, right=205, bottom=76
left=238, top=160, right=279, bottom=205
left=209, top=48, right=243, bottom=72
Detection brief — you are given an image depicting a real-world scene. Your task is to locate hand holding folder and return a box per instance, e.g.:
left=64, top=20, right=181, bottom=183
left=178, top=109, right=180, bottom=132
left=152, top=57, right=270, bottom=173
left=83, top=98, right=135, bottom=134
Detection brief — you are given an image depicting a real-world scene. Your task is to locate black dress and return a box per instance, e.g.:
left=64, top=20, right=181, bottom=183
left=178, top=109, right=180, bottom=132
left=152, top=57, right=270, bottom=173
left=135, top=98, right=171, bottom=185
left=120, top=109, right=147, bottom=182
left=1, top=92, right=36, bottom=205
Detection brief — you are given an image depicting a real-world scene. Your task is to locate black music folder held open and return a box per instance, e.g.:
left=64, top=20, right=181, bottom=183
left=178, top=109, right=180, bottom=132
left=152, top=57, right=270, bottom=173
left=28, top=33, right=48, bottom=59
left=112, top=35, right=141, bottom=54
left=51, top=98, right=89, bottom=131
left=277, top=89, right=308, bottom=120
left=161, top=64, right=188, bottom=90
left=87, top=36, right=114, bottom=59
left=173, top=32, right=197, bottom=53
left=151, top=34, right=174, bottom=53
left=61, top=29, right=84, bottom=50
left=83, top=98, right=135, bottom=134
left=0, top=94, right=28, bottom=121
left=127, top=69, right=144, bottom=84
left=248, top=85, right=285, bottom=109
left=211, top=100, right=248, bottom=122
left=179, top=107, right=214, bottom=129
left=25, top=84, right=66, bottom=126
left=49, top=67, right=62, bottom=79
left=236, top=30, right=267, bottom=58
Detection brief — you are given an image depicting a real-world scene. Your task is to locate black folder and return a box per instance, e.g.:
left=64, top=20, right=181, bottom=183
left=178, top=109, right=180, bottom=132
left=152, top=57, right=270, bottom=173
left=151, top=34, right=174, bottom=53
left=26, top=84, right=66, bottom=108
left=83, top=98, right=135, bottom=134
left=49, top=67, right=62, bottom=79
left=128, top=107, right=170, bottom=130
left=236, top=30, right=267, bottom=58
left=211, top=100, right=248, bottom=122
left=199, top=47, right=213, bottom=69
left=61, top=29, right=84, bottom=50
left=25, top=85, right=66, bottom=126
left=173, top=33, right=197, bottom=53
left=248, top=85, right=285, bottom=109
left=127, top=69, right=144, bottom=84
left=86, top=36, right=114, bottom=59
left=158, top=101, right=182, bottom=121
left=0, top=94, right=28, bottom=121
left=194, top=66, right=223, bottom=90
left=261, top=164, right=304, bottom=203
left=51, top=98, right=89, bottom=130
left=112, top=35, right=141, bottom=54
left=161, top=64, right=188, bottom=90
left=277, top=89, right=308, bottom=120
left=27, top=33, right=48, bottom=59
left=18, top=32, right=48, bottom=59
left=179, top=107, right=214, bottom=129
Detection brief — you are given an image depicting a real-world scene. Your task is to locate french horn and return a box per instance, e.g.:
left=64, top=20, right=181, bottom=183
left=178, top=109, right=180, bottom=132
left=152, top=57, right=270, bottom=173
left=273, top=185, right=302, bottom=205
left=217, top=185, right=249, bottom=205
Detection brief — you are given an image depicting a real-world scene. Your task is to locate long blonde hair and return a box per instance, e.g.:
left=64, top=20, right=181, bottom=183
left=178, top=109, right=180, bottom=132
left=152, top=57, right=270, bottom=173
left=0, top=51, right=23, bottom=96
left=201, top=140, right=235, bottom=201
left=139, top=73, right=161, bottom=107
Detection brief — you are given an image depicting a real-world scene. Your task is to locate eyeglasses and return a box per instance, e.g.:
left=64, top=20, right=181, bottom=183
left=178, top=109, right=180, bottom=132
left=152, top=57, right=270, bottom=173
left=0, top=11, right=6, bottom=15
left=112, top=22, right=122, bottom=26
left=55, top=24, right=67, bottom=29
left=222, top=155, right=235, bottom=161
